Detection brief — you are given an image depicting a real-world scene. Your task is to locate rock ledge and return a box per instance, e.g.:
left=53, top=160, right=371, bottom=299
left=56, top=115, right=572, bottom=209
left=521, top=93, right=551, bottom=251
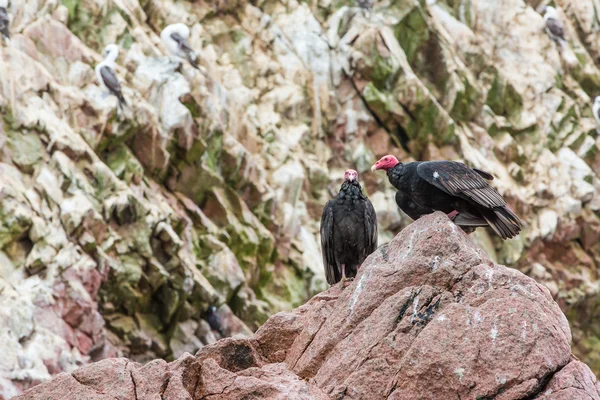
left=16, top=213, right=599, bottom=400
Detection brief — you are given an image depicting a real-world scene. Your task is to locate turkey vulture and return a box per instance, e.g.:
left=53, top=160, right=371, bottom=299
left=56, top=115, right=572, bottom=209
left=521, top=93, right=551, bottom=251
left=544, top=6, right=565, bottom=42
left=320, top=169, right=378, bottom=285
left=371, top=155, right=522, bottom=239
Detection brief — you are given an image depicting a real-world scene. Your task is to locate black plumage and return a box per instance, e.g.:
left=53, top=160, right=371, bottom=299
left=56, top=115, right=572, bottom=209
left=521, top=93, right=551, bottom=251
left=545, top=17, right=565, bottom=42
left=171, top=32, right=199, bottom=70
left=357, top=0, right=372, bottom=10
left=100, top=66, right=126, bottom=109
left=203, top=306, right=225, bottom=337
left=373, top=156, right=522, bottom=239
left=0, top=7, right=9, bottom=40
left=320, top=171, right=378, bottom=285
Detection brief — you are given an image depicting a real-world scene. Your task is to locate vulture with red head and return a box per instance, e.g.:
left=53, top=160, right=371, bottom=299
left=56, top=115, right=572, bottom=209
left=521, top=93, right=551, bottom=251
left=371, top=155, right=522, bottom=239
left=320, top=169, right=378, bottom=285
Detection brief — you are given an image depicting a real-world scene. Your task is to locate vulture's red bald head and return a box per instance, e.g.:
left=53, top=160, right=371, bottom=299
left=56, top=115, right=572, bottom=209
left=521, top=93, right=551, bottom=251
left=344, top=169, right=358, bottom=182
left=371, top=155, right=400, bottom=172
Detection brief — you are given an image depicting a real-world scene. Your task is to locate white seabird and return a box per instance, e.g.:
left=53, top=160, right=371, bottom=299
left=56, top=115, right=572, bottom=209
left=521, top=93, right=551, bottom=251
left=0, top=0, right=10, bottom=41
left=544, top=6, right=565, bottom=43
left=95, top=44, right=126, bottom=108
left=160, top=23, right=199, bottom=70
left=593, top=96, right=600, bottom=134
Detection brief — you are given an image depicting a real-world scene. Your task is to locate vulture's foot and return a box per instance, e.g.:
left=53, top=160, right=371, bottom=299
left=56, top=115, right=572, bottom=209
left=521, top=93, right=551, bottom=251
left=447, top=210, right=459, bottom=220
left=460, top=226, right=477, bottom=235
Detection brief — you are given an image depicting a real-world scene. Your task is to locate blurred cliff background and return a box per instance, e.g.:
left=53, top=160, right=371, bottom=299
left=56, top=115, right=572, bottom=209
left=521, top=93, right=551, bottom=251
left=1, top=0, right=600, bottom=396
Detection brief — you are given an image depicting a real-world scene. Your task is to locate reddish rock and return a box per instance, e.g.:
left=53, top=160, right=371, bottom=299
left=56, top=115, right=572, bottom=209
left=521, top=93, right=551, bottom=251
left=15, top=213, right=600, bottom=400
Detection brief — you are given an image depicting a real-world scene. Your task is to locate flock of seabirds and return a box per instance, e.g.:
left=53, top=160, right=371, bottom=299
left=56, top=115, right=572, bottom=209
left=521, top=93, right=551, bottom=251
left=0, top=3, right=597, bottom=287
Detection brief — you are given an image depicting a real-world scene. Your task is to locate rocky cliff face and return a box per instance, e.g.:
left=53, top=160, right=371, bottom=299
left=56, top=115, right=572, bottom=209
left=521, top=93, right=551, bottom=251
left=2, top=0, right=600, bottom=396
left=15, top=213, right=600, bottom=400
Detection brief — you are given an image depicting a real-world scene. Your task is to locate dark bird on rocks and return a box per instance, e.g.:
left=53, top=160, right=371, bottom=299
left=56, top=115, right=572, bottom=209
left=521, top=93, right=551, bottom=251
left=95, top=44, right=126, bottom=109
left=161, top=23, right=199, bottom=70
left=203, top=305, right=225, bottom=337
left=0, top=0, right=10, bottom=41
left=320, top=169, right=378, bottom=285
left=544, top=6, right=565, bottom=43
left=357, top=0, right=372, bottom=11
left=371, top=155, right=523, bottom=239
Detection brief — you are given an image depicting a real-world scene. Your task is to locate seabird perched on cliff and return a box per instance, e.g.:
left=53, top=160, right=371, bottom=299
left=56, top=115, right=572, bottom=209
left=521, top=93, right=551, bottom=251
left=593, top=96, right=600, bottom=134
left=161, top=23, right=199, bottom=70
left=95, top=44, right=126, bottom=108
left=0, top=0, right=10, bottom=41
left=544, top=6, right=565, bottom=43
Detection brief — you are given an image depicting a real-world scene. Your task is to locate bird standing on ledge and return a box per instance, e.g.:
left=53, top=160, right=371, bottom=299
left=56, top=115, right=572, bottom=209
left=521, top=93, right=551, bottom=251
left=544, top=6, right=565, bottom=44
left=371, top=155, right=522, bottom=239
left=320, top=169, right=378, bottom=285
left=95, top=44, right=126, bottom=109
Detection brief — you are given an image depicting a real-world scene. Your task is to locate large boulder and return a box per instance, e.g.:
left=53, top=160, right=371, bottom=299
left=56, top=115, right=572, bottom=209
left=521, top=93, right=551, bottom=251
left=16, top=213, right=598, bottom=400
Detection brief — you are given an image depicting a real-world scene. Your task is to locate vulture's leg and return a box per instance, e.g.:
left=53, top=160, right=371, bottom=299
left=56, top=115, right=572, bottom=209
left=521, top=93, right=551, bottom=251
left=341, top=264, right=346, bottom=284
left=447, top=210, right=459, bottom=220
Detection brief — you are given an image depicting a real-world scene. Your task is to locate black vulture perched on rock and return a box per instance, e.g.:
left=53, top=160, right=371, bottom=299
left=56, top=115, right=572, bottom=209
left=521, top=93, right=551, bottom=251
left=371, top=155, right=522, bottom=239
left=320, top=169, right=378, bottom=285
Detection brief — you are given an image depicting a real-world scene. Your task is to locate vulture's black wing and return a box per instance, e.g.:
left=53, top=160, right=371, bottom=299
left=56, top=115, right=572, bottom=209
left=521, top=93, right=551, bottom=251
left=395, top=191, right=433, bottom=220
left=100, top=65, right=126, bottom=107
left=320, top=200, right=340, bottom=285
left=171, top=32, right=199, bottom=69
left=546, top=18, right=565, bottom=41
left=363, top=199, right=378, bottom=258
left=472, top=168, right=494, bottom=180
left=0, top=7, right=9, bottom=40
left=417, top=161, right=506, bottom=209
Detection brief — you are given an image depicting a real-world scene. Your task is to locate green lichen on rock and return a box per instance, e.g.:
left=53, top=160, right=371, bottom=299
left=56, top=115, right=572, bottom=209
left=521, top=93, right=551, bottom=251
left=7, top=131, right=44, bottom=173
left=394, top=6, right=429, bottom=66
left=104, top=146, right=144, bottom=185
left=61, top=0, right=133, bottom=51
left=485, top=69, right=523, bottom=123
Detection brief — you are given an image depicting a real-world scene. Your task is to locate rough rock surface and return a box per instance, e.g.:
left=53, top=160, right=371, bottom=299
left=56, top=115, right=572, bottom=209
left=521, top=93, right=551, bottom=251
left=3, top=0, right=600, bottom=396
left=15, top=213, right=600, bottom=400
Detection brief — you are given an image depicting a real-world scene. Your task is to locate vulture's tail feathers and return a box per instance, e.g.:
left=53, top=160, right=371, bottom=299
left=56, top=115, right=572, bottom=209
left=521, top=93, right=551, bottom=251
left=482, top=207, right=523, bottom=239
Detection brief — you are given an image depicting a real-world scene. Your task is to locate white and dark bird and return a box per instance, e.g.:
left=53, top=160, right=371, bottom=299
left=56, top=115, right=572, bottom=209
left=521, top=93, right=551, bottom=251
left=95, top=44, right=126, bottom=108
left=544, top=6, right=565, bottom=43
left=320, top=169, right=378, bottom=285
left=0, top=0, right=10, bottom=41
left=593, top=96, right=600, bottom=134
left=160, top=23, right=199, bottom=70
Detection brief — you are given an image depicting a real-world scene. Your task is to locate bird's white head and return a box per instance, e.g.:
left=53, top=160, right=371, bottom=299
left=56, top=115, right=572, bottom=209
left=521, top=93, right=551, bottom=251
left=0, top=0, right=8, bottom=9
left=104, top=44, right=119, bottom=62
left=162, top=23, right=190, bottom=40
left=344, top=169, right=359, bottom=182
left=595, top=96, right=600, bottom=107
left=544, top=6, right=558, bottom=19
